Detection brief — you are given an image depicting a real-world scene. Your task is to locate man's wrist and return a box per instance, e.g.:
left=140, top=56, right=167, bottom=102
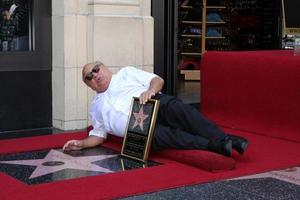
left=80, top=140, right=85, bottom=148
left=148, top=88, right=156, bottom=94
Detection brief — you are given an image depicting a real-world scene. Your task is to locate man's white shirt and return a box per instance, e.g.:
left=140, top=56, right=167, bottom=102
left=89, top=66, right=157, bottom=139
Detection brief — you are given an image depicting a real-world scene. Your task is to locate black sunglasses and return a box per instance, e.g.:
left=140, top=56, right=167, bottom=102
left=85, top=63, right=101, bottom=81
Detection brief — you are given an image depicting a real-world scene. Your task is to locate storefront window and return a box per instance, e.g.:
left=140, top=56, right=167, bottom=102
left=0, top=0, right=31, bottom=52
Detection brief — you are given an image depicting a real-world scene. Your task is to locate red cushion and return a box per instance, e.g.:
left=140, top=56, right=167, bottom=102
left=201, top=50, right=300, bottom=142
left=104, top=133, right=235, bottom=172
left=157, top=149, right=236, bottom=172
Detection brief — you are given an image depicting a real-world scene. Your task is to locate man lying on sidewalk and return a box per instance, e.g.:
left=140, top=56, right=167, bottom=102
left=63, top=61, right=248, bottom=157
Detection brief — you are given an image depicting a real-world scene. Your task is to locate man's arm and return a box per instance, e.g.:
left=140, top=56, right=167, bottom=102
left=63, top=135, right=105, bottom=151
left=140, top=76, right=164, bottom=104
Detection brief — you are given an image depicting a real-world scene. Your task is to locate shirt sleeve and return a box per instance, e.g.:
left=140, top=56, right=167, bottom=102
left=125, top=66, right=157, bottom=88
left=88, top=101, right=107, bottom=139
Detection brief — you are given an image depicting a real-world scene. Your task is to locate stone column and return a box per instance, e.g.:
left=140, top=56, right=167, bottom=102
left=52, top=0, right=153, bottom=130
left=52, top=0, right=89, bottom=130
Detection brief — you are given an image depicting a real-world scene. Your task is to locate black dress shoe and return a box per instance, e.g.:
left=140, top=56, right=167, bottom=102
left=208, top=137, right=232, bottom=157
left=228, top=134, right=249, bottom=154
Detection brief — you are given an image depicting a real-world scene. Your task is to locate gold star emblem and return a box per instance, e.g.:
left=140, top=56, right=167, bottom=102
left=132, top=105, right=149, bottom=131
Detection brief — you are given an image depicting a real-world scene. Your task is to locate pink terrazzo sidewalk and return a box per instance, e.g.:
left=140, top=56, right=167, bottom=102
left=231, top=166, right=300, bottom=185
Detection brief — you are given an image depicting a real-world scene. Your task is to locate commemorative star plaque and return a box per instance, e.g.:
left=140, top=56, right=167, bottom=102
left=121, top=97, right=159, bottom=162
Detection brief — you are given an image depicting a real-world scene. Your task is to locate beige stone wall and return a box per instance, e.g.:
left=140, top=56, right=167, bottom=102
left=52, top=0, right=154, bottom=130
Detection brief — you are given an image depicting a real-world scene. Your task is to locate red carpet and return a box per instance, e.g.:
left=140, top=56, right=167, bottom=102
left=1, top=130, right=300, bottom=200
left=201, top=50, right=300, bottom=142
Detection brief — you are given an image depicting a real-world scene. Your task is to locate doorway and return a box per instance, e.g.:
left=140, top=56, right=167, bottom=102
left=0, top=0, right=52, bottom=133
left=152, top=0, right=200, bottom=104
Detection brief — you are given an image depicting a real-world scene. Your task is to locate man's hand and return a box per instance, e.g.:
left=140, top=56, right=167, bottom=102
left=139, top=76, right=164, bottom=104
left=139, top=89, right=156, bottom=104
left=63, top=140, right=84, bottom=151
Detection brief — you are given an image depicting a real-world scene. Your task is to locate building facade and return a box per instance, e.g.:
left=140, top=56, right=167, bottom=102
left=52, top=0, right=154, bottom=130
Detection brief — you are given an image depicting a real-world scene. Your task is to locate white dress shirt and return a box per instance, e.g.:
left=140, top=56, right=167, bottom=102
left=89, top=66, right=157, bottom=139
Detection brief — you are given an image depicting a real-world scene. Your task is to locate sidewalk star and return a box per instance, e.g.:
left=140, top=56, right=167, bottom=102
left=0, top=149, right=118, bottom=179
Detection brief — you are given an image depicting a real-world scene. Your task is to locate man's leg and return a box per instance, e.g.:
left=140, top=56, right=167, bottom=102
left=154, top=94, right=226, bottom=141
left=152, top=124, right=209, bottom=151
left=154, top=94, right=248, bottom=155
left=152, top=123, right=232, bottom=157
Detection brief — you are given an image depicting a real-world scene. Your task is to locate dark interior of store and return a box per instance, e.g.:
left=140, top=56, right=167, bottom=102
left=152, top=0, right=295, bottom=105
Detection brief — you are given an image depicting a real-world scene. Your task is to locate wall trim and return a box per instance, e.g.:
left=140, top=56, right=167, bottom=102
left=89, top=0, right=139, bottom=6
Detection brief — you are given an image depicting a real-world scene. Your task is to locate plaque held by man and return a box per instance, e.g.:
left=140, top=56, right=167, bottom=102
left=121, top=97, right=159, bottom=162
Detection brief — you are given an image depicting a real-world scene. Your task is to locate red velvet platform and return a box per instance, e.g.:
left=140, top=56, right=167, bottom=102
left=1, top=128, right=300, bottom=200
left=1, top=50, right=300, bottom=199
left=201, top=50, right=300, bottom=142
left=107, top=134, right=236, bottom=172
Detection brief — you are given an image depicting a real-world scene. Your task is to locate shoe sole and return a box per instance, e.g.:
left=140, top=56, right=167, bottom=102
left=239, top=141, right=249, bottom=154
left=225, top=139, right=232, bottom=157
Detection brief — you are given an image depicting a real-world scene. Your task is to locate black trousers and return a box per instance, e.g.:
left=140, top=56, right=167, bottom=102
left=152, top=94, right=226, bottom=151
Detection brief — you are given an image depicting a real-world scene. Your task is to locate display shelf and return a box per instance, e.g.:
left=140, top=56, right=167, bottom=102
left=177, top=0, right=281, bottom=81
left=180, top=70, right=200, bottom=81
left=206, top=21, right=226, bottom=25
left=177, top=0, right=228, bottom=80
left=181, top=20, right=202, bottom=24
left=180, top=52, right=202, bottom=56
left=180, top=34, right=202, bottom=38
left=180, top=5, right=193, bottom=9
left=206, top=36, right=225, bottom=39
left=206, top=6, right=226, bottom=9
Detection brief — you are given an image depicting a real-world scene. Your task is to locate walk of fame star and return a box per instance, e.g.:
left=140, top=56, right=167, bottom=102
left=0, top=149, right=118, bottom=179
left=132, top=105, right=149, bottom=131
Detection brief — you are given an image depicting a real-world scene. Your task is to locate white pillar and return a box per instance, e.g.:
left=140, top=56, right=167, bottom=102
left=52, top=0, right=153, bottom=130
left=52, top=0, right=89, bottom=130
